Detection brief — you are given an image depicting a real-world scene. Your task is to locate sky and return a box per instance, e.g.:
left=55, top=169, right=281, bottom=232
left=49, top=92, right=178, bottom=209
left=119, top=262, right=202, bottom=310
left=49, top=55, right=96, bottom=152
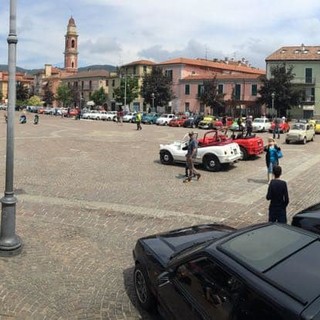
left=1, top=0, right=320, bottom=71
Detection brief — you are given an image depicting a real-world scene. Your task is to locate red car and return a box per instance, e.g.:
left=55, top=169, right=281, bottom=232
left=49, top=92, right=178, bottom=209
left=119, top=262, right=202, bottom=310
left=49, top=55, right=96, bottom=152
left=168, top=115, right=188, bottom=127
left=198, top=129, right=264, bottom=160
left=269, top=118, right=290, bottom=133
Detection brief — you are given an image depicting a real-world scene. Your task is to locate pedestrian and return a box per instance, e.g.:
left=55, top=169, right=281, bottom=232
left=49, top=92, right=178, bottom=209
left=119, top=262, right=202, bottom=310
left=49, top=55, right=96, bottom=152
left=136, top=111, right=142, bottom=130
left=266, top=165, right=289, bottom=223
left=264, top=137, right=281, bottom=183
left=245, top=115, right=253, bottom=137
left=237, top=116, right=242, bottom=131
left=119, top=107, right=124, bottom=125
left=33, top=114, right=39, bottom=125
left=183, top=131, right=201, bottom=183
left=222, top=115, right=227, bottom=128
left=273, top=117, right=280, bottom=139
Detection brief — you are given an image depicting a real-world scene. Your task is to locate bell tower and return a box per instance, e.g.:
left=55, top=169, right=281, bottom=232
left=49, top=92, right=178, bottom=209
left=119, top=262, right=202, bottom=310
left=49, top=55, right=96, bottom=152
left=64, top=17, right=78, bottom=73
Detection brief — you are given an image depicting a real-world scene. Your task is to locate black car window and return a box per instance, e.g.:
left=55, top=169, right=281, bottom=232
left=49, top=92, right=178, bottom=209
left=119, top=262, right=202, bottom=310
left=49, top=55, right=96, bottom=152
left=176, top=257, right=242, bottom=319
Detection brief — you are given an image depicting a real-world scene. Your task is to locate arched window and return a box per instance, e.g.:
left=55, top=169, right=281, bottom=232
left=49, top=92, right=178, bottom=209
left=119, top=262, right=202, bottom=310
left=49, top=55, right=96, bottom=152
left=71, top=39, right=75, bottom=48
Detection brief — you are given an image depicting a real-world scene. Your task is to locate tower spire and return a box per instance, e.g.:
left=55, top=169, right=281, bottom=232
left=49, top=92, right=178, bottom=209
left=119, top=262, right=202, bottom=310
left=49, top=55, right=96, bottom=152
left=64, top=16, right=78, bottom=72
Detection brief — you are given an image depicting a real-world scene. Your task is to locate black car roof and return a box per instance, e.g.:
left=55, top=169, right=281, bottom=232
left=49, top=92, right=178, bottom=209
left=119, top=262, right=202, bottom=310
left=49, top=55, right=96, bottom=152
left=213, top=224, right=320, bottom=305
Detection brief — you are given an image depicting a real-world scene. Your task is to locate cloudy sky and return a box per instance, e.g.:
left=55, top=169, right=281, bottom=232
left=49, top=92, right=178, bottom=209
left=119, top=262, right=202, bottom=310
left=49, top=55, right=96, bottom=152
left=1, top=0, right=320, bottom=70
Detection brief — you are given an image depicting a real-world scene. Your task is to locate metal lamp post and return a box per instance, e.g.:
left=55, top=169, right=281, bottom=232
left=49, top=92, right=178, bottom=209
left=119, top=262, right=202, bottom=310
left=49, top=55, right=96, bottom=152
left=151, top=92, right=155, bottom=112
left=0, top=0, right=22, bottom=256
left=271, top=92, right=275, bottom=118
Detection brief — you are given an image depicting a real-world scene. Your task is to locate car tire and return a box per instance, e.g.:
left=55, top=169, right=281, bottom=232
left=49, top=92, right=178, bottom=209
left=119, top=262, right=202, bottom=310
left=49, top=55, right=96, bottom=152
left=203, top=154, right=221, bottom=172
left=160, top=151, right=173, bottom=165
left=240, top=146, right=248, bottom=160
left=286, top=139, right=290, bottom=144
left=133, top=264, right=156, bottom=311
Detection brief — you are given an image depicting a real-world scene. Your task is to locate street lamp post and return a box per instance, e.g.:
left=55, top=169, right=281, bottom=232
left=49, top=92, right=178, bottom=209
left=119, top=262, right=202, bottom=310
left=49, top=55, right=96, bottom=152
left=0, top=0, right=22, bottom=256
left=271, top=92, right=275, bottom=118
left=151, top=93, right=155, bottom=112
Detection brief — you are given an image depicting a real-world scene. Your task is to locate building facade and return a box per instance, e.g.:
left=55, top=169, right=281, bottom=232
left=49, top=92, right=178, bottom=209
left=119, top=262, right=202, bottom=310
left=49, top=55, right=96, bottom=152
left=157, top=57, right=265, bottom=115
left=266, top=44, right=320, bottom=119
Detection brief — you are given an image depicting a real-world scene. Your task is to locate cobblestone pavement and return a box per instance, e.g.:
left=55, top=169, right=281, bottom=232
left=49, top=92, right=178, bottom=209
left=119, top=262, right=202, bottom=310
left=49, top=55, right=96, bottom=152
left=0, top=111, right=320, bottom=320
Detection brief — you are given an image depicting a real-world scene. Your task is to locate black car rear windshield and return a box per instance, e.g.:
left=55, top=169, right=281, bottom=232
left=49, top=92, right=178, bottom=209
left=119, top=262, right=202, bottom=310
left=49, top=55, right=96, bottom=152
left=219, top=224, right=317, bottom=272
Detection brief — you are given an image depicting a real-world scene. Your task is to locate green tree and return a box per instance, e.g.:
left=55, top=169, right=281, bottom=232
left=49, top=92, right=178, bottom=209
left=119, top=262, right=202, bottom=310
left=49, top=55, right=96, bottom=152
left=56, top=83, right=72, bottom=108
left=114, top=76, right=139, bottom=107
left=197, top=76, right=225, bottom=115
left=43, top=86, right=55, bottom=107
left=140, top=66, right=174, bottom=109
left=90, top=87, right=107, bottom=106
left=27, top=95, right=42, bottom=106
left=16, top=82, right=30, bottom=107
left=257, top=64, right=302, bottom=117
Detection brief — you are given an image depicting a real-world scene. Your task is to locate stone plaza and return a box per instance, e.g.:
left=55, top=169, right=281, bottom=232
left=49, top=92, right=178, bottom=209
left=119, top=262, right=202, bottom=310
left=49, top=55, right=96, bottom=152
left=0, top=111, right=319, bottom=319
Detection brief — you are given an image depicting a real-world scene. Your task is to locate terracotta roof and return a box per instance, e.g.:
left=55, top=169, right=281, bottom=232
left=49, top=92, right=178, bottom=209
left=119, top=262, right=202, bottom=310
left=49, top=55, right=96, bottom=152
left=63, top=70, right=109, bottom=79
left=122, top=60, right=156, bottom=67
left=157, top=57, right=265, bottom=75
left=266, top=45, right=320, bottom=61
left=182, top=73, right=262, bottom=81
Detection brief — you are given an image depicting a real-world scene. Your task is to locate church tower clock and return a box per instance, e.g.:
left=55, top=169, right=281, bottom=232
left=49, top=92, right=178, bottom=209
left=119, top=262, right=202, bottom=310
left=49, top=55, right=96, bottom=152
left=64, top=17, right=78, bottom=73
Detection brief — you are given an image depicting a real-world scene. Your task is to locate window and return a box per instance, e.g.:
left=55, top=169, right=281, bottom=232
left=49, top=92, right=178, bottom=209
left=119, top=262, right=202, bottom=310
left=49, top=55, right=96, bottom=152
left=71, top=39, right=75, bottom=48
left=133, top=66, right=136, bottom=75
left=175, top=257, right=241, bottom=319
left=165, top=69, right=173, bottom=81
left=89, top=81, right=92, bottom=90
left=185, top=84, right=190, bottom=95
left=198, top=84, right=204, bottom=96
left=306, top=68, right=313, bottom=84
left=235, top=84, right=241, bottom=100
left=251, top=84, right=257, bottom=96
left=185, top=102, right=190, bottom=112
left=81, top=81, right=84, bottom=89
left=105, top=80, right=108, bottom=86
left=112, top=80, right=115, bottom=87
left=218, top=84, right=223, bottom=95
left=143, top=66, right=147, bottom=73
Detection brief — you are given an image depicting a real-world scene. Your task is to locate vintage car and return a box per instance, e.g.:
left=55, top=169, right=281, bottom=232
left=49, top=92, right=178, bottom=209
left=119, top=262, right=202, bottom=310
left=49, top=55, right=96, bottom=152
left=123, top=112, right=137, bottom=122
left=198, top=115, right=221, bottom=129
left=168, top=115, right=189, bottom=127
left=269, top=118, right=290, bottom=133
left=133, top=222, right=320, bottom=319
left=159, top=132, right=241, bottom=172
left=198, top=129, right=264, bottom=160
left=183, top=115, right=203, bottom=128
left=104, top=111, right=117, bottom=121
left=142, top=113, right=160, bottom=124
left=285, top=122, right=315, bottom=144
left=314, top=120, right=320, bottom=134
left=252, top=117, right=271, bottom=132
left=156, top=113, right=177, bottom=126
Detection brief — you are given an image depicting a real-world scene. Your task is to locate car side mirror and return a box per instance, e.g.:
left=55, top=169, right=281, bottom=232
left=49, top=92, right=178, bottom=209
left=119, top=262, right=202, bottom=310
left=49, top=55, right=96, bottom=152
left=157, top=271, right=172, bottom=287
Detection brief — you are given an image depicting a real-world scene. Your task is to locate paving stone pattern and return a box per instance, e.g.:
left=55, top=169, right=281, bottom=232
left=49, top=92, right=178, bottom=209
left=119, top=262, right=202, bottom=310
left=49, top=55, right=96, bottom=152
left=0, top=111, right=319, bottom=319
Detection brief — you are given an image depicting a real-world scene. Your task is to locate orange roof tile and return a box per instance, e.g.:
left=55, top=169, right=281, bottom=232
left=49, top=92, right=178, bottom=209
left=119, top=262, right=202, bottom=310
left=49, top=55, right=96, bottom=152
left=266, top=45, right=320, bottom=61
left=122, top=60, right=156, bottom=67
left=158, top=57, right=265, bottom=75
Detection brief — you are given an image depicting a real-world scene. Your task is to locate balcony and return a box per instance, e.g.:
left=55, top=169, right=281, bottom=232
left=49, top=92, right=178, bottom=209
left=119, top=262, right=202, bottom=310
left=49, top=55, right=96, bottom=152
left=291, top=77, right=315, bottom=85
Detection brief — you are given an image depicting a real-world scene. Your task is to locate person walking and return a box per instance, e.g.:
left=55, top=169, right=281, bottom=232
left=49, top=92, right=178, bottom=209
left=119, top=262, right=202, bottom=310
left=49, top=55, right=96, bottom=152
left=266, top=165, right=289, bottom=223
left=245, top=115, right=253, bottom=137
left=136, top=112, right=142, bottom=130
left=183, top=131, right=201, bottom=183
left=273, top=117, right=280, bottom=139
left=264, top=137, right=281, bottom=183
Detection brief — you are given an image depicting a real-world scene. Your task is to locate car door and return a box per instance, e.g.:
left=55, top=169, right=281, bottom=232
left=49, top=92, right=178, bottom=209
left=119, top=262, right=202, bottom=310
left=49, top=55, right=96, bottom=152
left=157, top=256, right=241, bottom=320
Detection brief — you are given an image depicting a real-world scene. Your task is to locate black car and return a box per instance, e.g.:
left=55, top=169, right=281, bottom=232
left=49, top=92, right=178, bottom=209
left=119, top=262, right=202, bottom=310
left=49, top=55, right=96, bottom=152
left=133, top=223, right=320, bottom=319
left=183, top=115, right=203, bottom=128
left=292, top=202, right=320, bottom=235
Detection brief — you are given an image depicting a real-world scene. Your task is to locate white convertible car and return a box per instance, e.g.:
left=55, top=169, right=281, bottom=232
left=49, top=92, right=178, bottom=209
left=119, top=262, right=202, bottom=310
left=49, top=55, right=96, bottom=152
left=159, top=133, right=241, bottom=172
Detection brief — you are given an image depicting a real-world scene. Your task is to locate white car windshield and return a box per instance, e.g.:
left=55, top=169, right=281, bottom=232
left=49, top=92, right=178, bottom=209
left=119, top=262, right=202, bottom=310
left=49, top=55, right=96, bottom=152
left=292, top=124, right=305, bottom=130
left=253, top=119, right=264, bottom=123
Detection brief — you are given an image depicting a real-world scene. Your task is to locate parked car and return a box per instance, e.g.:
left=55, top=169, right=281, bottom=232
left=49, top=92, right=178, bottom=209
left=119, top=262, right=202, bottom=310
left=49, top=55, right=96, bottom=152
left=133, top=222, right=320, bottom=319
left=104, top=111, right=118, bottom=121
left=168, top=115, right=189, bottom=127
left=123, top=112, right=137, bottom=123
left=81, top=110, right=99, bottom=120
left=285, top=122, right=315, bottom=144
left=198, top=115, right=221, bottom=130
left=269, top=118, right=290, bottom=133
left=314, top=120, right=320, bottom=134
left=183, top=115, right=203, bottom=128
left=142, top=113, right=160, bottom=124
left=159, top=132, right=241, bottom=172
left=198, top=129, right=264, bottom=160
left=156, top=113, right=177, bottom=126
left=252, top=117, right=272, bottom=132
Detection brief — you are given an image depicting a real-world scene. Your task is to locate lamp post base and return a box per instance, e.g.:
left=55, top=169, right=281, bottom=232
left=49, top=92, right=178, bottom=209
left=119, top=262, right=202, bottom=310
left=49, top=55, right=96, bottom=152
left=0, top=236, right=22, bottom=256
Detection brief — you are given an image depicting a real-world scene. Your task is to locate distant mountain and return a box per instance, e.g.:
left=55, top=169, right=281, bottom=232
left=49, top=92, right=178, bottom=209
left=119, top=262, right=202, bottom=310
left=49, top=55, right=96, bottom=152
left=0, top=64, right=117, bottom=75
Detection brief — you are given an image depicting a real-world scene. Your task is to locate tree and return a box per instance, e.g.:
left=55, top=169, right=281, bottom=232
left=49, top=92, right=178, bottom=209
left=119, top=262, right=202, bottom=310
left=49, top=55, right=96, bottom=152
left=16, top=82, right=30, bottom=107
left=197, top=76, right=225, bottom=115
left=43, top=86, right=55, bottom=107
left=27, top=95, right=42, bottom=106
left=114, top=76, right=139, bottom=107
left=90, top=87, right=107, bottom=107
left=257, top=64, right=302, bottom=117
left=140, top=66, right=174, bottom=109
left=55, top=83, right=72, bottom=108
